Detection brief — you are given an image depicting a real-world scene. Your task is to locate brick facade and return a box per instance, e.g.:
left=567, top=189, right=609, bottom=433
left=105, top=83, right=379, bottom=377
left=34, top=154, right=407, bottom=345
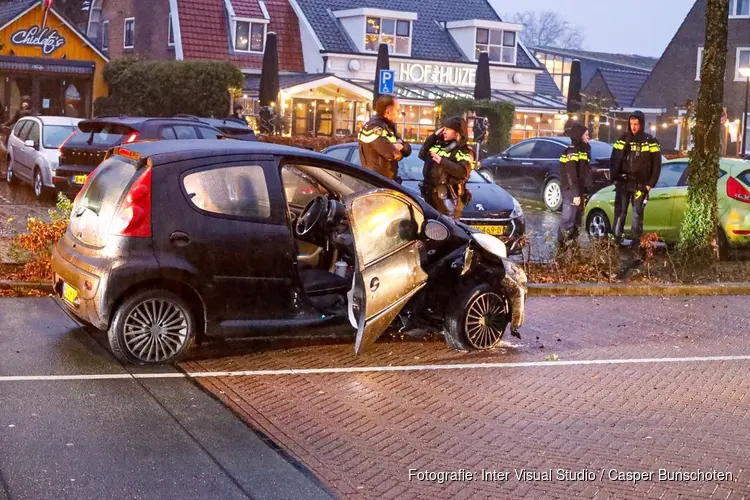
left=98, top=0, right=175, bottom=60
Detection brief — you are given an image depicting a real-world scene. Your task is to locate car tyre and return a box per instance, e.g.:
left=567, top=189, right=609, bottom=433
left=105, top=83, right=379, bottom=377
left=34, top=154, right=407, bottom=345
left=543, top=179, right=562, bottom=211
left=108, top=289, right=197, bottom=365
left=33, top=168, right=51, bottom=200
left=586, top=209, right=611, bottom=239
left=5, top=158, right=17, bottom=185
left=444, top=283, right=509, bottom=351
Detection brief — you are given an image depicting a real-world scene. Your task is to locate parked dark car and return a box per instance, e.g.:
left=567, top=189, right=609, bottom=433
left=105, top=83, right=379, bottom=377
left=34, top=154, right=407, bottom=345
left=51, top=140, right=527, bottom=365
left=173, top=115, right=257, bottom=141
left=55, top=117, right=232, bottom=195
left=476, top=137, right=614, bottom=211
left=321, top=142, right=526, bottom=254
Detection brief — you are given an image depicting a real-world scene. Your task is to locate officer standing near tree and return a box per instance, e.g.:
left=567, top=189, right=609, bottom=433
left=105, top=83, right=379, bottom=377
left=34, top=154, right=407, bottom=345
left=419, top=116, right=474, bottom=220
left=610, top=110, right=662, bottom=248
left=358, top=95, right=411, bottom=181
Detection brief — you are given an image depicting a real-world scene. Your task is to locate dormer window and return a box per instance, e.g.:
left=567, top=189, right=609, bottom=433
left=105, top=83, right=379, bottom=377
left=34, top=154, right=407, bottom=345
left=234, top=19, right=266, bottom=53
left=475, top=28, right=516, bottom=64
left=365, top=17, right=412, bottom=55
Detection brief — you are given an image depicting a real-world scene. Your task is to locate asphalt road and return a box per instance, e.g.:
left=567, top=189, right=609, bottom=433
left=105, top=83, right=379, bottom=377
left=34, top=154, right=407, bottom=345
left=0, top=298, right=332, bottom=500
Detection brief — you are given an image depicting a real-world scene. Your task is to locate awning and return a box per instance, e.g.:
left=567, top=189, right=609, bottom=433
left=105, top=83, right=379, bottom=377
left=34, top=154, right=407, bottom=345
left=0, top=55, right=95, bottom=75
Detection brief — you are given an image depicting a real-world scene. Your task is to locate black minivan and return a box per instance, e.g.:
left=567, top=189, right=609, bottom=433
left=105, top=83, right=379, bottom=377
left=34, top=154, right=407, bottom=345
left=52, top=140, right=527, bottom=365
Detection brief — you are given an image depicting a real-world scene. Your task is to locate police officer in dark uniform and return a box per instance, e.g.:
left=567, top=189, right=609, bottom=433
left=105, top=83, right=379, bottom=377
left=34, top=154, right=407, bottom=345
left=419, top=117, right=474, bottom=220
left=610, top=110, right=662, bottom=246
left=557, top=122, right=592, bottom=245
left=357, top=95, right=411, bottom=181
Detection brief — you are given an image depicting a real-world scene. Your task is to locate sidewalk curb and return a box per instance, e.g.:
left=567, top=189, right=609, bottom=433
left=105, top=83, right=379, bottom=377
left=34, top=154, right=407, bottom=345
left=0, top=280, right=52, bottom=292
left=529, top=282, right=750, bottom=297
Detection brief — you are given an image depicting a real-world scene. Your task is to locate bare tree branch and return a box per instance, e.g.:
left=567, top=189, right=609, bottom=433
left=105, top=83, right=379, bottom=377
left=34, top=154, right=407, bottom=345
left=510, top=11, right=585, bottom=49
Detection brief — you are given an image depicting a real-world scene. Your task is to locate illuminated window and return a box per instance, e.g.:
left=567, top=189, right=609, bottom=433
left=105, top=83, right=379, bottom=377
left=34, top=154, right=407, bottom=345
left=475, top=28, right=516, bottom=65
left=365, top=17, right=411, bottom=55
left=234, top=20, right=266, bottom=53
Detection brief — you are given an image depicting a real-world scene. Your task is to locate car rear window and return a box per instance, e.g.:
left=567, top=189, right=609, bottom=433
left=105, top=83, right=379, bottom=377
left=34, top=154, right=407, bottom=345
left=67, top=124, right=134, bottom=148
left=590, top=142, right=613, bottom=159
left=69, top=156, right=138, bottom=247
left=43, top=125, right=77, bottom=149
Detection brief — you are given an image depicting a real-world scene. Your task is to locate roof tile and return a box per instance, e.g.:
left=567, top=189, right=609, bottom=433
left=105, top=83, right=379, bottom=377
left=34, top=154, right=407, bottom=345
left=595, top=68, right=650, bottom=108
left=231, top=0, right=263, bottom=18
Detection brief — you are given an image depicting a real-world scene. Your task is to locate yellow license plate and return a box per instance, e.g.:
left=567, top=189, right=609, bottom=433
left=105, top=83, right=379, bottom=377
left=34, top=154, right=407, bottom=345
left=73, top=175, right=87, bottom=185
left=473, top=225, right=505, bottom=236
left=62, top=282, right=78, bottom=304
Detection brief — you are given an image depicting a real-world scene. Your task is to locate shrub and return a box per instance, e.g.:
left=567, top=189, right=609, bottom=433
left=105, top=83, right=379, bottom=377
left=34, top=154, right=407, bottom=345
left=95, top=58, right=244, bottom=118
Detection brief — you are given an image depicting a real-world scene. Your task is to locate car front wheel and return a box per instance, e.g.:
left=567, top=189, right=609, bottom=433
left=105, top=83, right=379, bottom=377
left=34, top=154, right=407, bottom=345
left=444, top=283, right=509, bottom=351
left=543, top=179, right=562, bottom=211
left=6, top=159, right=17, bottom=185
left=108, top=289, right=197, bottom=365
left=587, top=209, right=611, bottom=239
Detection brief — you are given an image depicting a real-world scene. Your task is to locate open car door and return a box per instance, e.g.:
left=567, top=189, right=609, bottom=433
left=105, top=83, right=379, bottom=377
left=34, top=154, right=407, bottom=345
left=344, top=189, right=430, bottom=353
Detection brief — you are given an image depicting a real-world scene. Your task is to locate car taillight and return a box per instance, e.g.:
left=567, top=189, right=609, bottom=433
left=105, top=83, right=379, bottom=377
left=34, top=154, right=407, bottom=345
left=125, top=132, right=139, bottom=143
left=727, top=176, right=750, bottom=203
left=58, top=131, right=76, bottom=159
left=111, top=167, right=152, bottom=237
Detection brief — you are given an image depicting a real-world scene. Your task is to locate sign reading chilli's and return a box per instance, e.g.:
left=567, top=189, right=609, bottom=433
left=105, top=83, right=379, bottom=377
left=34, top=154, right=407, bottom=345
left=11, top=26, right=66, bottom=55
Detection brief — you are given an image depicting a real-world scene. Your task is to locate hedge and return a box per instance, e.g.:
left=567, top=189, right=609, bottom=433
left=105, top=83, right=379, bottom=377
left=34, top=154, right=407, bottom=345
left=436, top=98, right=515, bottom=155
left=94, top=58, right=244, bottom=118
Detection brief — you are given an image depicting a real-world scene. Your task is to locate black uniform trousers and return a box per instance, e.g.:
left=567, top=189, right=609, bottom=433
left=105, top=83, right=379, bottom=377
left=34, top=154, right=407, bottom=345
left=613, top=186, right=648, bottom=243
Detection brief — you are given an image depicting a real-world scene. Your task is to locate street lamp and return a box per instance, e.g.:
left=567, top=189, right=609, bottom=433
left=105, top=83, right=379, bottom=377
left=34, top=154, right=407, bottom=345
left=740, top=66, right=750, bottom=156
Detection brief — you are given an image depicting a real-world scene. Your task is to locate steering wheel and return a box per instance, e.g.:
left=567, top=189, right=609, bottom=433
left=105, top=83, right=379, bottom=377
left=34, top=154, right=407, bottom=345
left=296, top=195, right=328, bottom=237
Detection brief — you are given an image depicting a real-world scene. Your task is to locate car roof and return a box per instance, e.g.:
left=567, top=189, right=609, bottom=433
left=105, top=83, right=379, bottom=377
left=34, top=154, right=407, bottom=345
left=80, top=116, right=224, bottom=130
left=19, top=116, right=82, bottom=126
left=173, top=115, right=254, bottom=132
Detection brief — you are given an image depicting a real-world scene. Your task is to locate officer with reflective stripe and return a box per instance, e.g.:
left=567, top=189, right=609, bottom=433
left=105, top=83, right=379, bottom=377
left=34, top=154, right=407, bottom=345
left=418, top=117, right=474, bottom=220
left=558, top=123, right=592, bottom=245
left=610, top=110, right=662, bottom=247
left=358, top=95, right=411, bottom=181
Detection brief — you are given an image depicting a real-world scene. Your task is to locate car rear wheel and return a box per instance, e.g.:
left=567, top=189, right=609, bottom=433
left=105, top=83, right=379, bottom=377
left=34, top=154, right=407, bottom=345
left=5, top=159, right=17, bottom=185
left=444, top=283, right=509, bottom=351
left=543, top=179, right=562, bottom=211
left=587, top=209, right=611, bottom=239
left=108, top=289, right=197, bottom=365
left=33, top=168, right=50, bottom=200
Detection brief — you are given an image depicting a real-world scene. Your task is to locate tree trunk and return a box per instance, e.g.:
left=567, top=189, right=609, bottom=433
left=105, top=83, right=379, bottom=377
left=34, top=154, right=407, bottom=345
left=592, top=115, right=601, bottom=140
left=677, top=0, right=728, bottom=259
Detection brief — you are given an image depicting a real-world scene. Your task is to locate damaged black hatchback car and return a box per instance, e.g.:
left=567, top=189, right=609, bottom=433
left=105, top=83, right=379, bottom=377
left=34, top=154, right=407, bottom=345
left=51, top=140, right=527, bottom=365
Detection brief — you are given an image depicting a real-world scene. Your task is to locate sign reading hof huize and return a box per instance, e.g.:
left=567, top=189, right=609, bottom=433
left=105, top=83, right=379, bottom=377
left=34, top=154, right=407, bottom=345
left=11, top=26, right=66, bottom=55
left=398, top=62, right=476, bottom=86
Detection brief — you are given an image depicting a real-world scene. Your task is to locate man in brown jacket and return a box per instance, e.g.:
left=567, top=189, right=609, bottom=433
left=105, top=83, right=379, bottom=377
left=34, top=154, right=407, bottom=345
left=357, top=95, right=411, bottom=181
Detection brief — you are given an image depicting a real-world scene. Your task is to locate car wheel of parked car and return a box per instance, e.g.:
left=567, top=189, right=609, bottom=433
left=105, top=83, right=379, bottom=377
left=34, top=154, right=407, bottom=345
left=543, top=179, right=562, bottom=211
left=587, top=210, right=611, bottom=239
left=5, top=159, right=17, bottom=185
left=478, top=168, right=494, bottom=184
left=444, top=283, right=508, bottom=351
left=108, top=289, right=197, bottom=365
left=33, top=169, right=49, bottom=200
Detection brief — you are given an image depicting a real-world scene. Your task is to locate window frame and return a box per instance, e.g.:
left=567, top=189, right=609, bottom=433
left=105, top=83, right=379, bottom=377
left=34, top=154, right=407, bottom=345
left=505, top=140, right=536, bottom=158
left=123, top=17, right=135, bottom=49
left=101, top=20, right=110, bottom=52
left=474, top=27, right=517, bottom=65
left=363, top=16, right=412, bottom=56
left=730, top=0, right=750, bottom=18
left=530, top=139, right=565, bottom=160
left=168, top=13, right=175, bottom=47
left=735, top=47, right=750, bottom=81
left=233, top=18, right=267, bottom=54
left=696, top=47, right=703, bottom=81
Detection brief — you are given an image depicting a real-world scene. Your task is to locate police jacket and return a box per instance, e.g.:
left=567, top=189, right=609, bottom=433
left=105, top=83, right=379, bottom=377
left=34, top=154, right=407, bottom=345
left=357, top=115, right=411, bottom=180
left=611, top=111, right=662, bottom=189
left=419, top=133, right=474, bottom=189
left=559, top=143, right=593, bottom=198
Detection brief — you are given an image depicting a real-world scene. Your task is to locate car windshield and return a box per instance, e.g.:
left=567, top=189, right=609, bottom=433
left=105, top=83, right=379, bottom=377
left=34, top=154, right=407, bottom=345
left=398, top=146, right=486, bottom=183
left=43, top=125, right=77, bottom=149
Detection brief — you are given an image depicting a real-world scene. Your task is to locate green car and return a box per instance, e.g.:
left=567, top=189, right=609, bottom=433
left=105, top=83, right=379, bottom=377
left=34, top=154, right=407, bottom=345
left=584, top=158, right=750, bottom=257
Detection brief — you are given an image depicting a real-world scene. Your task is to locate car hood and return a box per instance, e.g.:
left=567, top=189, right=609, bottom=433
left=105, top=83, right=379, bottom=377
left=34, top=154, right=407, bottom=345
left=401, top=180, right=517, bottom=218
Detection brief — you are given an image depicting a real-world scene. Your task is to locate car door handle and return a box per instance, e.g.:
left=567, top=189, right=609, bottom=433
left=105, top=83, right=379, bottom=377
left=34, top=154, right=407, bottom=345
left=369, top=277, right=380, bottom=292
left=169, top=231, right=191, bottom=246
left=521, top=162, right=533, bottom=165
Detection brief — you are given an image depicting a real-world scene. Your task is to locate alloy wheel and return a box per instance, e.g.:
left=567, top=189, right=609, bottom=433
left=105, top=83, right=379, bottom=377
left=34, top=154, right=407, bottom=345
left=123, top=298, right=189, bottom=363
left=34, top=171, right=42, bottom=198
left=464, top=292, right=508, bottom=349
left=588, top=213, right=608, bottom=239
left=544, top=181, right=561, bottom=210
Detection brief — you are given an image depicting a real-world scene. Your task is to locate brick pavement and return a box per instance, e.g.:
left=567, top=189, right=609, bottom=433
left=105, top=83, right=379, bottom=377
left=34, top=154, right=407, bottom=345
left=182, top=296, right=750, bottom=499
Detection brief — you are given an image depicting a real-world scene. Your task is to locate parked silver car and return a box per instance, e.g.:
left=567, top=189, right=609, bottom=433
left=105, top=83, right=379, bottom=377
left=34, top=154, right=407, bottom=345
left=5, top=116, right=82, bottom=199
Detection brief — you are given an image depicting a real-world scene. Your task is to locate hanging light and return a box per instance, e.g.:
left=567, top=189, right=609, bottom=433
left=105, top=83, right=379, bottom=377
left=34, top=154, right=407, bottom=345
left=662, top=123, right=668, bottom=129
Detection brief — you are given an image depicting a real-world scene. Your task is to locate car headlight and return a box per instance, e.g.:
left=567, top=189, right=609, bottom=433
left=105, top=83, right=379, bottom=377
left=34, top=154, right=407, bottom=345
left=511, top=198, right=523, bottom=218
left=472, top=232, right=507, bottom=258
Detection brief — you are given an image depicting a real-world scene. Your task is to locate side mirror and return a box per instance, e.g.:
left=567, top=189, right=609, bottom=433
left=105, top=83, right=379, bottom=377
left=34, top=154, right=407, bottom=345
left=423, top=220, right=450, bottom=241
left=24, top=139, right=36, bottom=149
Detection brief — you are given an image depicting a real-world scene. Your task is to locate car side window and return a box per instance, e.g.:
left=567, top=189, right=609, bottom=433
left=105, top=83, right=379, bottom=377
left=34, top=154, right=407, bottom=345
left=530, top=141, right=564, bottom=159
left=13, top=120, right=27, bottom=138
left=14, top=121, right=32, bottom=141
left=280, top=165, right=330, bottom=207
left=173, top=125, right=199, bottom=140
left=655, top=162, right=688, bottom=188
left=505, top=141, right=535, bottom=158
left=160, top=127, right=178, bottom=140
left=326, top=147, right=351, bottom=161
left=350, top=194, right=423, bottom=266
left=182, top=165, right=271, bottom=221
left=196, top=126, right=222, bottom=139
left=26, top=122, right=40, bottom=145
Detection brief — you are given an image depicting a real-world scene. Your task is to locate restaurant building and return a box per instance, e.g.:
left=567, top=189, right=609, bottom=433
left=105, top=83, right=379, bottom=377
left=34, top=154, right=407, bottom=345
left=0, top=0, right=109, bottom=120
left=85, top=0, right=569, bottom=143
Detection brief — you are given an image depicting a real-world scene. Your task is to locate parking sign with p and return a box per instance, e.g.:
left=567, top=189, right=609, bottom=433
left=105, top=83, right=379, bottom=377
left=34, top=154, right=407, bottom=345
left=379, top=70, right=395, bottom=95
